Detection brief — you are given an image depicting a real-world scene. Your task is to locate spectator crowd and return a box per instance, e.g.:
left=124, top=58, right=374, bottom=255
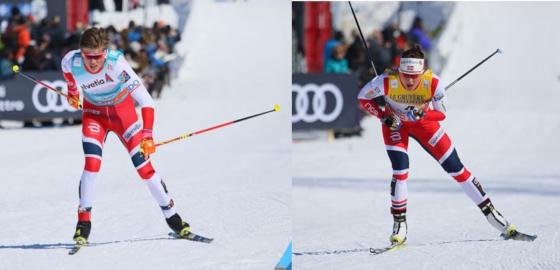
left=293, top=14, right=445, bottom=138
left=322, top=16, right=442, bottom=86
left=0, top=6, right=181, bottom=99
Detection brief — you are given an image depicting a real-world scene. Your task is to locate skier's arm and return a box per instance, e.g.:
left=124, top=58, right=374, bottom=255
left=117, top=56, right=155, bottom=131
left=117, top=55, right=156, bottom=156
left=61, top=52, right=80, bottom=109
left=131, top=87, right=155, bottom=136
left=133, top=88, right=155, bottom=137
left=423, top=77, right=447, bottom=122
left=357, top=76, right=386, bottom=119
left=357, top=75, right=402, bottom=130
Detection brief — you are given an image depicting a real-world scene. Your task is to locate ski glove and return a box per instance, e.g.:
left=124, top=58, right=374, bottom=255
left=67, top=91, right=81, bottom=110
left=140, top=129, right=156, bottom=158
left=382, top=114, right=402, bottom=131
left=406, top=107, right=425, bottom=121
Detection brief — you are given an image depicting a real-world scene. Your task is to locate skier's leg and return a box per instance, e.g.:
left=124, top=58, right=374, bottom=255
left=410, top=121, right=513, bottom=234
left=409, top=121, right=481, bottom=198
left=382, top=125, right=409, bottom=244
left=125, top=129, right=177, bottom=214
left=115, top=111, right=190, bottom=235
left=130, top=136, right=190, bottom=235
left=74, top=117, right=107, bottom=243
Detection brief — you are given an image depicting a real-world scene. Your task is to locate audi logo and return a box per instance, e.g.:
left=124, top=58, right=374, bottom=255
left=292, top=83, right=343, bottom=123
left=32, top=80, right=78, bottom=113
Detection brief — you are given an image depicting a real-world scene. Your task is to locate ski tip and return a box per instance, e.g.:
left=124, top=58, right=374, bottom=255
left=68, top=245, right=84, bottom=255
left=12, top=65, right=19, bottom=73
left=496, top=48, right=503, bottom=54
left=169, top=231, right=214, bottom=243
left=501, top=231, right=537, bottom=241
left=274, top=104, right=280, bottom=112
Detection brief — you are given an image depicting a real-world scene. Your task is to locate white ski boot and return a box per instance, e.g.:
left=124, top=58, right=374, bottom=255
left=479, top=199, right=515, bottom=236
left=479, top=198, right=537, bottom=241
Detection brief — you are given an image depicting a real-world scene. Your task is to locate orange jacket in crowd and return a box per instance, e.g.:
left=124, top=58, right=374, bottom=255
left=14, top=24, right=31, bottom=61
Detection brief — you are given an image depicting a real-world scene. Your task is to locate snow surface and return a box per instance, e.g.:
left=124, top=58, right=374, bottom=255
left=293, top=2, right=560, bottom=269
left=0, top=1, right=290, bottom=269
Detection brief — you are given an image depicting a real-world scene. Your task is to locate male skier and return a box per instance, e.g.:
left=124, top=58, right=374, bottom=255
left=61, top=27, right=190, bottom=245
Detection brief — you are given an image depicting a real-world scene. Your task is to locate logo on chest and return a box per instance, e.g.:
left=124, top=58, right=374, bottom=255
left=388, top=93, right=426, bottom=104
left=80, top=74, right=114, bottom=90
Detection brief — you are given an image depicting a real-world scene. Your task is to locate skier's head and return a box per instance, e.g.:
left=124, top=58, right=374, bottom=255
left=79, top=27, right=110, bottom=73
left=399, top=44, right=425, bottom=90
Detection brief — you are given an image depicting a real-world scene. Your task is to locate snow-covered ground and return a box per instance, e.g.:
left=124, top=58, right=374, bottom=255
left=0, top=1, right=290, bottom=269
left=293, top=2, right=560, bottom=269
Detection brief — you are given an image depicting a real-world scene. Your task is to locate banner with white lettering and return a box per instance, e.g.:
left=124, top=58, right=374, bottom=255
left=0, top=72, right=81, bottom=121
left=292, top=73, right=360, bottom=130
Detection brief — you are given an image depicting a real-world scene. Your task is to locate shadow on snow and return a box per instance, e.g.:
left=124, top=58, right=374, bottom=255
left=0, top=235, right=178, bottom=251
left=293, top=238, right=502, bottom=256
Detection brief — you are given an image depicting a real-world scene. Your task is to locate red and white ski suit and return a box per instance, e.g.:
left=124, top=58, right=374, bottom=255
left=358, top=69, right=487, bottom=214
left=61, top=49, right=176, bottom=222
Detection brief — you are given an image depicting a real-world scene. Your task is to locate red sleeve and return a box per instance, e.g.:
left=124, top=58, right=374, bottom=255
left=423, top=76, right=445, bottom=121
left=430, top=77, right=439, bottom=97
left=423, top=110, right=446, bottom=121
left=63, top=72, right=79, bottom=95
left=141, top=107, right=154, bottom=134
left=359, top=98, right=385, bottom=119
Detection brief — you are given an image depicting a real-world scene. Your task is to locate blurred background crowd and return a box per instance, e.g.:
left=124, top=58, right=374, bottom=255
left=293, top=2, right=447, bottom=86
left=291, top=2, right=452, bottom=138
left=0, top=3, right=181, bottom=98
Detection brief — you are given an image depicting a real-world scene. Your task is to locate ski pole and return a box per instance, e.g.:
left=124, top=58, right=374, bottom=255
left=348, top=1, right=387, bottom=108
left=11, top=65, right=82, bottom=109
left=445, top=48, right=502, bottom=90
left=155, top=105, right=280, bottom=148
left=348, top=1, right=378, bottom=77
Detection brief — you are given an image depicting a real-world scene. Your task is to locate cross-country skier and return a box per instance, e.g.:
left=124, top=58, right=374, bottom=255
left=358, top=44, right=533, bottom=245
left=61, top=27, right=190, bottom=245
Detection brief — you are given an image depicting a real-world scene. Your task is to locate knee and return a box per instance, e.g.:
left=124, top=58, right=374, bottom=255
left=387, top=149, right=409, bottom=171
left=83, top=139, right=103, bottom=172
left=129, top=149, right=156, bottom=179
left=441, top=149, right=464, bottom=173
left=440, top=149, right=473, bottom=182
left=84, top=157, right=102, bottom=172
left=137, top=162, right=156, bottom=180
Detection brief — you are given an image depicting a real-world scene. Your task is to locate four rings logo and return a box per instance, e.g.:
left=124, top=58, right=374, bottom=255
left=292, top=75, right=359, bottom=130
left=292, top=83, right=343, bottom=123
left=292, top=83, right=344, bottom=123
left=32, top=80, right=78, bottom=113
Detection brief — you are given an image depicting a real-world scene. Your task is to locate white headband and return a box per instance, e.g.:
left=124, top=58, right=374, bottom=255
left=399, top=58, right=424, bottom=74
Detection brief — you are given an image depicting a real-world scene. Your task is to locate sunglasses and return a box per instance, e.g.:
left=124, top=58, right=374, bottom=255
left=82, top=51, right=106, bottom=60
left=401, top=73, right=420, bottom=79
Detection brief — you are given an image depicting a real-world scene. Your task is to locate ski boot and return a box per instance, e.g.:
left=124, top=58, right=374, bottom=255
left=479, top=199, right=537, bottom=241
left=73, top=220, right=91, bottom=245
left=479, top=198, right=520, bottom=239
left=73, top=207, right=92, bottom=245
left=390, top=212, right=407, bottom=244
left=479, top=199, right=512, bottom=233
left=166, top=213, right=190, bottom=237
